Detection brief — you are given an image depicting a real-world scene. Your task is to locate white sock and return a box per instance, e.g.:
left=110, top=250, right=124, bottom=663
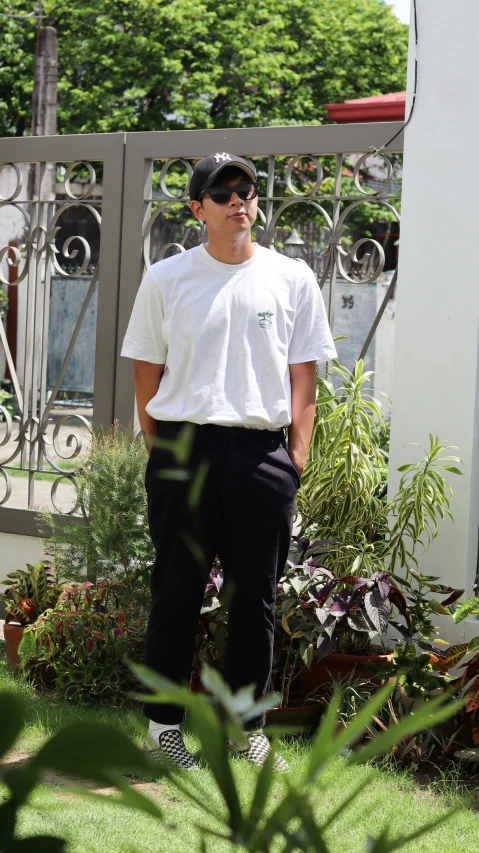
left=148, top=720, right=181, bottom=741
left=229, top=729, right=263, bottom=751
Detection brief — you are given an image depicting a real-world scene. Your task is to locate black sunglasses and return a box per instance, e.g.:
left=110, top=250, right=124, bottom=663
left=200, top=181, right=259, bottom=205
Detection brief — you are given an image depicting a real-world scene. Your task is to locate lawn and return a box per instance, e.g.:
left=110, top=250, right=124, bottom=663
left=7, top=458, right=82, bottom=481
left=1, top=646, right=479, bottom=853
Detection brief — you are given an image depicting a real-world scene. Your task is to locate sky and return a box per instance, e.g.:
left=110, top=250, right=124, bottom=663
left=388, top=0, right=410, bottom=23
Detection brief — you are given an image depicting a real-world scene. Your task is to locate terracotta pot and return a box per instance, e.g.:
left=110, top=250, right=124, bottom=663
left=191, top=676, right=322, bottom=730
left=266, top=703, right=322, bottom=729
left=4, top=622, right=25, bottom=669
left=299, top=650, right=394, bottom=696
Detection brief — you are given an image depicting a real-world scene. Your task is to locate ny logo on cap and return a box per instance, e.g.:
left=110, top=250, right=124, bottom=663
left=213, top=152, right=232, bottom=163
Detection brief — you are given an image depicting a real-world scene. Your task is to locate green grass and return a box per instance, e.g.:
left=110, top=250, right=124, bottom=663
left=6, top=458, right=83, bottom=482
left=1, top=646, right=479, bottom=852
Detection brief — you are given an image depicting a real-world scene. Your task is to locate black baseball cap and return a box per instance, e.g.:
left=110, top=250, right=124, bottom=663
left=189, top=152, right=257, bottom=201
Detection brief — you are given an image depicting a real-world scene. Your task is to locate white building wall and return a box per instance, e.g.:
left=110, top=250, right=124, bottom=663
left=0, top=532, right=45, bottom=600
left=0, top=164, right=29, bottom=386
left=374, top=275, right=396, bottom=418
left=388, top=0, right=479, bottom=642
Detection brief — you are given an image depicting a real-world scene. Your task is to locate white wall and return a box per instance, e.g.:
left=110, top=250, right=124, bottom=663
left=374, top=274, right=396, bottom=418
left=388, top=0, right=479, bottom=643
left=0, top=164, right=29, bottom=387
left=0, top=532, right=45, bottom=585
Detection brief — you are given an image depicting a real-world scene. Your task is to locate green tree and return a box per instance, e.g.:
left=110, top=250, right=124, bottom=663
left=0, top=0, right=408, bottom=137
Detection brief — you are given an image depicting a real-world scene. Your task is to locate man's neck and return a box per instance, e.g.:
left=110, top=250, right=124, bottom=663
left=205, top=233, right=255, bottom=265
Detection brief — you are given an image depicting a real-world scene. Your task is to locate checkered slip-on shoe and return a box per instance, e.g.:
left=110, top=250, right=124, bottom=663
left=144, top=729, right=199, bottom=771
left=228, top=733, right=289, bottom=773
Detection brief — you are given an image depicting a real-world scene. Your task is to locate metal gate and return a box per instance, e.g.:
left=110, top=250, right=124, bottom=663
left=0, top=122, right=403, bottom=535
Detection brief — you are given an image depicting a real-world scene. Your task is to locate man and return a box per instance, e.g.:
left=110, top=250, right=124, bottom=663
left=121, top=152, right=337, bottom=771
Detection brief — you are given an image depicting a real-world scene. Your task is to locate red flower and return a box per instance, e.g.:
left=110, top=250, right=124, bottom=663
left=113, top=628, right=124, bottom=639
left=87, top=639, right=95, bottom=652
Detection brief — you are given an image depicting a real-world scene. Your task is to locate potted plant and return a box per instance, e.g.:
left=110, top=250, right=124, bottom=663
left=370, top=581, right=479, bottom=758
left=296, top=360, right=462, bottom=580
left=17, top=579, right=146, bottom=703
left=192, top=560, right=394, bottom=727
left=274, top=559, right=404, bottom=702
left=1, top=562, right=63, bottom=670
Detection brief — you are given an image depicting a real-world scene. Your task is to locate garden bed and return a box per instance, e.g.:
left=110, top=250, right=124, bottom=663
left=2, top=645, right=479, bottom=853
left=3, top=644, right=479, bottom=846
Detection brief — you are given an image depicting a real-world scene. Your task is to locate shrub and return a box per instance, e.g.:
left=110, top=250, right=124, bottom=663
left=18, top=579, right=146, bottom=704
left=0, top=377, right=14, bottom=422
left=39, top=422, right=154, bottom=618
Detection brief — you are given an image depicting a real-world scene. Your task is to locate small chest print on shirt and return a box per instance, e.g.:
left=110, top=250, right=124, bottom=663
left=258, top=311, right=274, bottom=329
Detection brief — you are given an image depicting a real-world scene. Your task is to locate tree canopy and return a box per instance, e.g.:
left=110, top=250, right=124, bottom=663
left=0, top=0, right=408, bottom=138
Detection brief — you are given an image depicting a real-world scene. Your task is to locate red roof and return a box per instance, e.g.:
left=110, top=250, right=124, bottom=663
left=324, top=92, right=406, bottom=124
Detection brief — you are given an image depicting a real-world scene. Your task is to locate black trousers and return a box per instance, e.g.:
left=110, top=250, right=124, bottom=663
left=143, top=420, right=300, bottom=728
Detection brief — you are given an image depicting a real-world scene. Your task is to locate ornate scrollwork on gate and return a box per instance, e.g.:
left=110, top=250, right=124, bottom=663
left=0, top=160, right=97, bottom=513
left=143, top=150, right=401, bottom=350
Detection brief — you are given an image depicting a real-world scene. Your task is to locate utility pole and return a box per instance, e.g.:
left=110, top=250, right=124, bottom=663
left=28, top=0, right=58, bottom=200
left=32, top=26, right=58, bottom=138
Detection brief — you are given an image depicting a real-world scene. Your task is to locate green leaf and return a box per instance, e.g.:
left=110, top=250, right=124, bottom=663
left=155, top=468, right=191, bottom=481
left=188, top=701, right=243, bottom=833
left=0, top=692, right=25, bottom=760
left=290, top=576, right=308, bottom=595
left=246, top=745, right=275, bottom=828
left=62, top=772, right=164, bottom=821
left=306, top=691, right=342, bottom=781
left=428, top=599, right=451, bottom=616
left=436, top=644, right=469, bottom=669
left=332, top=682, right=396, bottom=756
left=300, top=643, right=314, bottom=669
left=172, top=422, right=195, bottom=465
left=31, top=721, right=157, bottom=784
left=291, top=793, right=329, bottom=852
left=440, top=466, right=463, bottom=475
left=127, top=661, right=198, bottom=710
left=452, top=597, right=479, bottom=624
left=384, top=805, right=463, bottom=852
left=321, top=773, right=374, bottom=829
left=366, top=827, right=391, bottom=853
left=188, top=459, right=210, bottom=511
left=349, top=694, right=464, bottom=765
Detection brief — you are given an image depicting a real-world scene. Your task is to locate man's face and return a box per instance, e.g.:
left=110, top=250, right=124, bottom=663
left=190, top=173, right=258, bottom=235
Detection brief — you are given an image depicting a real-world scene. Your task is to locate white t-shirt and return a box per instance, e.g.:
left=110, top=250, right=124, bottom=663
left=121, top=244, right=337, bottom=429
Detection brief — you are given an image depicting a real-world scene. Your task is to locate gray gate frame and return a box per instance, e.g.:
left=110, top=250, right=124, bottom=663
left=114, top=122, right=403, bottom=426
left=0, top=121, right=403, bottom=536
left=0, top=132, right=124, bottom=535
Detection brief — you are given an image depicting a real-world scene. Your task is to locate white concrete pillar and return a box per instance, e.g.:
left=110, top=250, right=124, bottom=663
left=388, top=0, right=479, bottom=642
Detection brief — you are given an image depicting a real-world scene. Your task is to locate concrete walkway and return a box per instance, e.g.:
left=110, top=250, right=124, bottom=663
left=0, top=404, right=92, bottom=513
